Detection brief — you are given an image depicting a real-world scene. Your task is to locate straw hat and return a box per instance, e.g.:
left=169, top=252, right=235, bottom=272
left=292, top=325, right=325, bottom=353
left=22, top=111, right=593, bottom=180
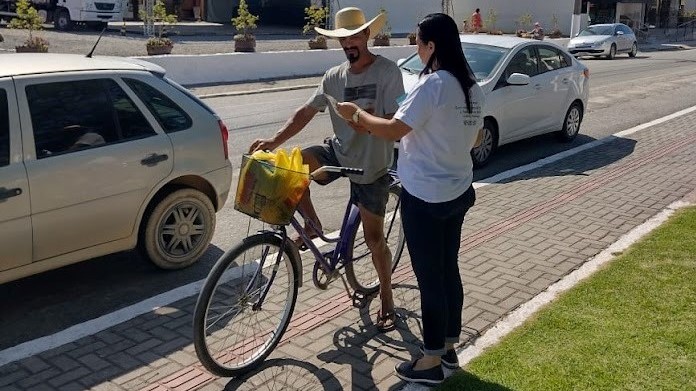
left=315, top=7, right=386, bottom=39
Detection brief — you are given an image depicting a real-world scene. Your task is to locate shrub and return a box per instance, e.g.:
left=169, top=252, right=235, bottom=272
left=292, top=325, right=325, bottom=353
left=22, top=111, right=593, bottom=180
left=232, top=0, right=259, bottom=40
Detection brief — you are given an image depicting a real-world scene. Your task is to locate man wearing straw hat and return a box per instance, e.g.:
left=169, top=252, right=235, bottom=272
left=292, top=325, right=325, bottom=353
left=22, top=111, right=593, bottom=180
left=249, top=6, right=404, bottom=332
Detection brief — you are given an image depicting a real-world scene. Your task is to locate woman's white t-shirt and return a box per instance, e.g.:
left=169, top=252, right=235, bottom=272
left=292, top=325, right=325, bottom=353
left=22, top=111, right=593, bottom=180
left=394, top=70, right=485, bottom=203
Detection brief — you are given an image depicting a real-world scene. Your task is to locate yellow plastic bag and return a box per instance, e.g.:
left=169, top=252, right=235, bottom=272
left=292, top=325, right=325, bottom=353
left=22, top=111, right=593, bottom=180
left=234, top=148, right=310, bottom=225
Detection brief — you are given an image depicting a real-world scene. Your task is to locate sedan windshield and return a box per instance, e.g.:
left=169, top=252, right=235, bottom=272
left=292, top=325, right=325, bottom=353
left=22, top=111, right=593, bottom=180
left=400, top=43, right=509, bottom=81
left=578, top=25, right=614, bottom=36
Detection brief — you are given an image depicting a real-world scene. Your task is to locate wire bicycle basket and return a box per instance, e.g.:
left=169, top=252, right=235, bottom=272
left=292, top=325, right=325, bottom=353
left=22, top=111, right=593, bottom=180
left=234, top=154, right=310, bottom=225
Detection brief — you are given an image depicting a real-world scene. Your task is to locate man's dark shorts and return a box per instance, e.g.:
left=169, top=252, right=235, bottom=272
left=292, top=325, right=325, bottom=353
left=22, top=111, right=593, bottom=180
left=304, top=140, right=390, bottom=217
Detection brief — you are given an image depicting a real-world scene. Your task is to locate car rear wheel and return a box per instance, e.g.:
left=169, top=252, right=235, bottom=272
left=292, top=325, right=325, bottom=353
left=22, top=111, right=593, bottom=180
left=556, top=102, right=583, bottom=142
left=141, top=188, right=216, bottom=269
left=471, top=118, right=497, bottom=168
left=629, top=42, right=637, bottom=57
left=606, top=44, right=616, bottom=60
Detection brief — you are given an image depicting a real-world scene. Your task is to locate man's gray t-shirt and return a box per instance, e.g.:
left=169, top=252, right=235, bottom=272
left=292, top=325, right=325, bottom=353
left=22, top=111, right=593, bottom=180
left=306, top=55, right=404, bottom=184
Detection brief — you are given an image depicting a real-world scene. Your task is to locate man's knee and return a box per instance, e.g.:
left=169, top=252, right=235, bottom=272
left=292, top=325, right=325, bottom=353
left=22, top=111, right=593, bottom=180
left=360, top=210, right=386, bottom=250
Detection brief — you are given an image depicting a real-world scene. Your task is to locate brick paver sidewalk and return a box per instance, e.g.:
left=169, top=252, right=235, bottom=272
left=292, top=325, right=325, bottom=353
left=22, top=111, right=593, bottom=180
left=2, top=109, right=695, bottom=391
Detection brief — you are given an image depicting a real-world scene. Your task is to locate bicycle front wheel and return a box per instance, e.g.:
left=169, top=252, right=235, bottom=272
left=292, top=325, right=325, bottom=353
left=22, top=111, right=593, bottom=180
left=345, top=184, right=405, bottom=294
left=193, top=232, right=300, bottom=377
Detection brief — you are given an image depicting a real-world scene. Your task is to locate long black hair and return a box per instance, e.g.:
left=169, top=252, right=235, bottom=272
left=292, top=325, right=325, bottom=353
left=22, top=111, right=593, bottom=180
left=417, top=13, right=477, bottom=113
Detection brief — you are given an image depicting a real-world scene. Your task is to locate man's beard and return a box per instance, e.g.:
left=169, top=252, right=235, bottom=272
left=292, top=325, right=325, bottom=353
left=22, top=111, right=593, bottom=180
left=343, top=46, right=360, bottom=63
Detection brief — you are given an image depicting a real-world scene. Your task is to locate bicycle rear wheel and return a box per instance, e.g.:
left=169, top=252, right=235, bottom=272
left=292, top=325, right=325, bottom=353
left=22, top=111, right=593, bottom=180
left=193, top=232, right=300, bottom=377
left=345, top=184, right=405, bottom=294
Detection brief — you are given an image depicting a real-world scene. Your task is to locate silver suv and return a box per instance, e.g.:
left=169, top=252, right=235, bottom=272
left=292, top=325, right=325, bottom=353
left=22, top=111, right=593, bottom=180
left=0, top=54, right=232, bottom=284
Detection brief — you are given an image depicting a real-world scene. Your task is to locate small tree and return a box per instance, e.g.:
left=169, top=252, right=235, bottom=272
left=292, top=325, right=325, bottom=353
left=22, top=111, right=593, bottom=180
left=139, top=0, right=177, bottom=49
left=549, top=13, right=562, bottom=38
left=373, top=7, right=390, bottom=46
left=232, top=0, right=259, bottom=40
left=516, top=12, right=533, bottom=36
left=486, top=8, right=500, bottom=34
left=303, top=4, right=328, bottom=48
left=10, top=0, right=48, bottom=52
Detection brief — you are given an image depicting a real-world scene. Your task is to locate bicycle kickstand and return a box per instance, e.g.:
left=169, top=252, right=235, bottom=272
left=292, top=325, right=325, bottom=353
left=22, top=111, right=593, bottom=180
left=337, top=273, right=369, bottom=309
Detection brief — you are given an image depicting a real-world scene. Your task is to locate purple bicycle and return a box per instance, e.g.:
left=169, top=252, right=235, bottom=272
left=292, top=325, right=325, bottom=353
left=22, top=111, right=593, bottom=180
left=193, top=160, right=405, bottom=377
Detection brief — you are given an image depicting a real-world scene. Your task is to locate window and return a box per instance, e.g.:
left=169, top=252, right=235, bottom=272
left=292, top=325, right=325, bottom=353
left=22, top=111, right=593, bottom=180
left=504, top=47, right=539, bottom=79
left=537, top=46, right=571, bottom=72
left=0, top=89, right=9, bottom=167
left=26, top=79, right=155, bottom=159
left=125, top=79, right=192, bottom=133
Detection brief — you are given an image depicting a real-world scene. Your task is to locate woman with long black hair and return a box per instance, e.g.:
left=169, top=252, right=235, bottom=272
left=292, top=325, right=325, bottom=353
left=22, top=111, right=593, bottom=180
left=337, top=13, right=485, bottom=385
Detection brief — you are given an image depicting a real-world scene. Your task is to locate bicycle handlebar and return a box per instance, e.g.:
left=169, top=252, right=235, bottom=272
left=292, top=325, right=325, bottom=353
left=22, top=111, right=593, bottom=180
left=310, top=166, right=364, bottom=178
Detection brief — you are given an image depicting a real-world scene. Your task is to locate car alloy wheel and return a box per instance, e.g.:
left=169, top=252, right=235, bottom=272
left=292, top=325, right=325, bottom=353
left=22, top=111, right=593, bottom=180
left=557, top=103, right=583, bottom=142
left=629, top=43, right=637, bottom=57
left=142, top=188, right=215, bottom=269
left=471, top=119, right=496, bottom=167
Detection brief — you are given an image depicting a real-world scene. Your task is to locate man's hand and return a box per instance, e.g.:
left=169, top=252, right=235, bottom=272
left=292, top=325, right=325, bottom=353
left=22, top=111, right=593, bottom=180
left=249, top=138, right=280, bottom=154
left=336, top=101, right=360, bottom=121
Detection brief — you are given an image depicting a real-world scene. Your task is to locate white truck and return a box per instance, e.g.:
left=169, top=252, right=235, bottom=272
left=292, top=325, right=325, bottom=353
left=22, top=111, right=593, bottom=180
left=0, top=0, right=123, bottom=31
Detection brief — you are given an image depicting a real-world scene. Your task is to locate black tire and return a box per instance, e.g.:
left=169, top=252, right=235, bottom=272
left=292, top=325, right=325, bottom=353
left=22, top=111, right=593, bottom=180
left=193, top=233, right=300, bottom=377
left=140, top=188, right=215, bottom=269
left=470, top=118, right=497, bottom=168
left=628, top=42, right=637, bottom=57
left=556, top=102, right=583, bottom=142
left=54, top=9, right=72, bottom=31
left=345, top=185, right=405, bottom=294
left=607, top=44, right=616, bottom=60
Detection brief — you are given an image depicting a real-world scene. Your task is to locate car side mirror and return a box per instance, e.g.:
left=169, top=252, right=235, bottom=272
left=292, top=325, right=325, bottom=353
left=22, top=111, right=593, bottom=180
left=616, top=31, right=624, bottom=35
left=397, top=58, right=406, bottom=66
left=507, top=73, right=531, bottom=86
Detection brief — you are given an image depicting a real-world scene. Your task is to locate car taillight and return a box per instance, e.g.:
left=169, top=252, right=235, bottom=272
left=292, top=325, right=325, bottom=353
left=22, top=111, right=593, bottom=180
left=582, top=69, right=590, bottom=78
left=218, top=120, right=229, bottom=160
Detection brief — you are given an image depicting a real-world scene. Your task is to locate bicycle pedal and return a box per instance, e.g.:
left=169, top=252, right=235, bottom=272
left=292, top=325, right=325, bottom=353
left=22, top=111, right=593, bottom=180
left=351, top=291, right=368, bottom=308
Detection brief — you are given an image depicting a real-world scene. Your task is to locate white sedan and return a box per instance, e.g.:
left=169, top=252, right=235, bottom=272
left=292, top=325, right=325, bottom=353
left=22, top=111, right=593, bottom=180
left=398, top=35, right=590, bottom=167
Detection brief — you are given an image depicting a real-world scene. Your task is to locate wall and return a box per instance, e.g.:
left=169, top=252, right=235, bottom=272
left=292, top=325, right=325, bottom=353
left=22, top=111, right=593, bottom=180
left=327, top=0, right=441, bottom=35
left=139, top=45, right=416, bottom=86
left=453, top=0, right=575, bottom=34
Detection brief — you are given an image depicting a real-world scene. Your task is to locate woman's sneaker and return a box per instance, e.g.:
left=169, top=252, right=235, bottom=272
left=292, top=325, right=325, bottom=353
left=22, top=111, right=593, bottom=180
left=419, top=346, right=460, bottom=369
left=394, top=360, right=444, bottom=385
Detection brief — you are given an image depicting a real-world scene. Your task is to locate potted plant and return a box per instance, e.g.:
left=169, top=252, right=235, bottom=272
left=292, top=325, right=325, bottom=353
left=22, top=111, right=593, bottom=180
left=486, top=8, right=503, bottom=35
left=407, top=31, right=416, bottom=45
left=373, top=8, right=390, bottom=46
left=516, top=12, right=533, bottom=38
left=232, top=0, right=259, bottom=52
left=10, top=0, right=48, bottom=53
left=303, top=4, right=328, bottom=50
left=548, top=13, right=563, bottom=38
left=140, top=0, right=178, bottom=55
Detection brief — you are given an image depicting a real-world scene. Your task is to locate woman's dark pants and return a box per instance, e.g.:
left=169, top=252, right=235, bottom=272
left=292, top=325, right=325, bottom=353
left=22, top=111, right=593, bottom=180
left=400, top=185, right=475, bottom=356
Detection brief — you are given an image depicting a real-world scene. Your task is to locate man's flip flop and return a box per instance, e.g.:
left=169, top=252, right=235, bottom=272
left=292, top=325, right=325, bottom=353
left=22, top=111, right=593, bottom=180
left=292, top=232, right=320, bottom=251
left=375, top=309, right=397, bottom=332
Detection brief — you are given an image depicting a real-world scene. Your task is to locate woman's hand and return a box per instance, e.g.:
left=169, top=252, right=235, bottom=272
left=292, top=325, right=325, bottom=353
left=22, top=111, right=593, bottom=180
left=337, top=102, right=359, bottom=121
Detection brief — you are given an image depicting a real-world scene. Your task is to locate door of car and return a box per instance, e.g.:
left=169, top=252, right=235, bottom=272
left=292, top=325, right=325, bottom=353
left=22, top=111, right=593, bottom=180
left=491, top=46, right=544, bottom=142
left=620, top=25, right=634, bottom=49
left=0, top=78, right=32, bottom=271
left=15, top=74, right=174, bottom=262
left=615, top=25, right=629, bottom=51
left=528, top=45, right=575, bottom=135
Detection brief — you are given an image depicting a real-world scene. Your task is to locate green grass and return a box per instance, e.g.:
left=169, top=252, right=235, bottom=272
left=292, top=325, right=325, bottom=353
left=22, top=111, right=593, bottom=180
left=440, top=206, right=696, bottom=391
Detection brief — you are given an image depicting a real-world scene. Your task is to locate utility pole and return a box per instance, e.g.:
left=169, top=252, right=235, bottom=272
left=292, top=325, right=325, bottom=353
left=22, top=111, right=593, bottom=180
left=442, top=0, right=454, bottom=16
left=570, top=0, right=582, bottom=38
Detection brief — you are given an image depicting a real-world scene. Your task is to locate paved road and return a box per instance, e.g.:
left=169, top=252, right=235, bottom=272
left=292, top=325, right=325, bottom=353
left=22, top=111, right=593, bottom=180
left=1, top=48, right=696, bottom=351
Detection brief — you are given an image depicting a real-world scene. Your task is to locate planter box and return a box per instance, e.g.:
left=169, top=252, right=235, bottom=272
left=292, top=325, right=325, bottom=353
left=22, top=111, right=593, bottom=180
left=146, top=44, right=173, bottom=56
left=235, top=37, right=256, bottom=53
left=308, top=39, right=327, bottom=50
left=373, top=36, right=390, bottom=46
left=15, top=45, right=48, bottom=53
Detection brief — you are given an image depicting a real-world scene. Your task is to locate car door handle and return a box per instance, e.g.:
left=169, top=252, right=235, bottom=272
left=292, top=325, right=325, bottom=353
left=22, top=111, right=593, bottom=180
left=140, top=153, right=169, bottom=167
left=533, top=84, right=543, bottom=90
left=562, top=78, right=570, bottom=84
left=0, top=187, right=22, bottom=201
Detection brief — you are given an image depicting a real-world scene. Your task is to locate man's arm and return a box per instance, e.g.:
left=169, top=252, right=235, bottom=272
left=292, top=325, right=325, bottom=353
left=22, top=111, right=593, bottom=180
left=249, top=104, right=319, bottom=153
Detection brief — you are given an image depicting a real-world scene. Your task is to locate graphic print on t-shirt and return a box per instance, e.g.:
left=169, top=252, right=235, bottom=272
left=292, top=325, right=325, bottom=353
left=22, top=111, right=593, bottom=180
left=344, top=84, right=377, bottom=115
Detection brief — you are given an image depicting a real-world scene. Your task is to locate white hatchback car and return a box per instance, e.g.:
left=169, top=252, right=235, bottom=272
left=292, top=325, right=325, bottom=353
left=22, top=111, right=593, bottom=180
left=0, top=54, right=232, bottom=284
left=399, top=35, right=590, bottom=167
